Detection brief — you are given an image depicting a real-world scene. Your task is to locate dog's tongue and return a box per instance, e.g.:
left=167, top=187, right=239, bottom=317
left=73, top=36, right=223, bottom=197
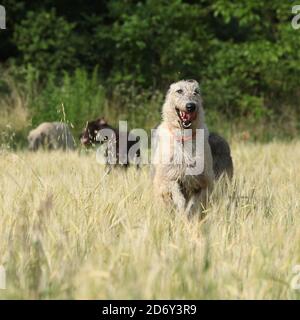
left=180, top=111, right=195, bottom=121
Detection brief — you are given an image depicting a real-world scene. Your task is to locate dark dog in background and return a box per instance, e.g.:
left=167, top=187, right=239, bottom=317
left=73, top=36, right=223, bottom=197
left=80, top=118, right=140, bottom=169
left=208, top=132, right=233, bottom=180
left=80, top=118, right=115, bottom=146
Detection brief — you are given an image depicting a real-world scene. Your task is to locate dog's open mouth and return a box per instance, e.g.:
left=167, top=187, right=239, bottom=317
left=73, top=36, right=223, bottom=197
left=176, top=109, right=197, bottom=128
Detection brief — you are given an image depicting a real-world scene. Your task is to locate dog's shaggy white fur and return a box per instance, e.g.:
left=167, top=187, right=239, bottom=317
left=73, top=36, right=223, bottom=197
left=153, top=80, right=214, bottom=215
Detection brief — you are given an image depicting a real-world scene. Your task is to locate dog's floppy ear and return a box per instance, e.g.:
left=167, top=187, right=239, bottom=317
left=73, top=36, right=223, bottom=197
left=98, top=117, right=107, bottom=125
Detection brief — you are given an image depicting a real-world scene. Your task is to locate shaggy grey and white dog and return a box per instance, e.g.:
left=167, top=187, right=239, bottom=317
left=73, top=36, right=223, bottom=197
left=152, top=80, right=214, bottom=215
left=28, top=122, right=75, bottom=151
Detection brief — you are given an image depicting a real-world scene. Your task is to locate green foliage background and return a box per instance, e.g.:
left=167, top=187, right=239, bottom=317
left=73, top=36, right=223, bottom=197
left=0, top=0, right=299, bottom=141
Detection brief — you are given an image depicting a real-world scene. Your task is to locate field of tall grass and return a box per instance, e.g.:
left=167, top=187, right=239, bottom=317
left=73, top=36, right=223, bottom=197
left=0, top=140, right=299, bottom=299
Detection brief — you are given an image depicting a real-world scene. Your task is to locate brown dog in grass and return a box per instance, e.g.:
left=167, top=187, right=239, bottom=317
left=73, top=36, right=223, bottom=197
left=80, top=118, right=140, bottom=170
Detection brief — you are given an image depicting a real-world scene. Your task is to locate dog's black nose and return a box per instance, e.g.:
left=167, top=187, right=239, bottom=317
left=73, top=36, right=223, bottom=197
left=186, top=102, right=196, bottom=113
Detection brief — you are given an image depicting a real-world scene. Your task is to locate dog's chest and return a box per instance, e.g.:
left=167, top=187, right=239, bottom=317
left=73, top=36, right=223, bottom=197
left=166, top=139, right=204, bottom=189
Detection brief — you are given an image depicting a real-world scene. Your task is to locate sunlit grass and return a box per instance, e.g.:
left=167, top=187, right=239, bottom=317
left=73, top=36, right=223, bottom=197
left=0, top=141, right=299, bottom=299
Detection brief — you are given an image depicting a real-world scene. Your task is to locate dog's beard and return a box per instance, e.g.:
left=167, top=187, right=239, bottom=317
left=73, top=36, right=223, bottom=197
left=176, top=108, right=197, bottom=128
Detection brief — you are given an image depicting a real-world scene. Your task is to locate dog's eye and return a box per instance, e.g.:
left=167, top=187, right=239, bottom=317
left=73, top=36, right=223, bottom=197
left=193, top=89, right=200, bottom=96
left=176, top=89, right=183, bottom=94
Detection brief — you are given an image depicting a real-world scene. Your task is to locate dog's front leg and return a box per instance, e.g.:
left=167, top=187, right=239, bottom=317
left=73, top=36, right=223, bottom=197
left=185, top=194, right=197, bottom=216
left=170, top=181, right=186, bottom=213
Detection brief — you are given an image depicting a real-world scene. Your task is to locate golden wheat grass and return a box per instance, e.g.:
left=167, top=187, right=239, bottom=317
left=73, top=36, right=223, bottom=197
left=0, top=141, right=299, bottom=299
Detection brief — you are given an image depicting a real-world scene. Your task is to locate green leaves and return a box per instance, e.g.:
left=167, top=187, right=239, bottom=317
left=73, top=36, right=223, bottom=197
left=31, top=67, right=106, bottom=135
left=0, top=0, right=299, bottom=124
left=13, top=9, right=77, bottom=76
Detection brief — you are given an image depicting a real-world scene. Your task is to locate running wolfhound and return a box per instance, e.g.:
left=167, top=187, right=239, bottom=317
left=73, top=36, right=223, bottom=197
left=153, top=80, right=214, bottom=215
